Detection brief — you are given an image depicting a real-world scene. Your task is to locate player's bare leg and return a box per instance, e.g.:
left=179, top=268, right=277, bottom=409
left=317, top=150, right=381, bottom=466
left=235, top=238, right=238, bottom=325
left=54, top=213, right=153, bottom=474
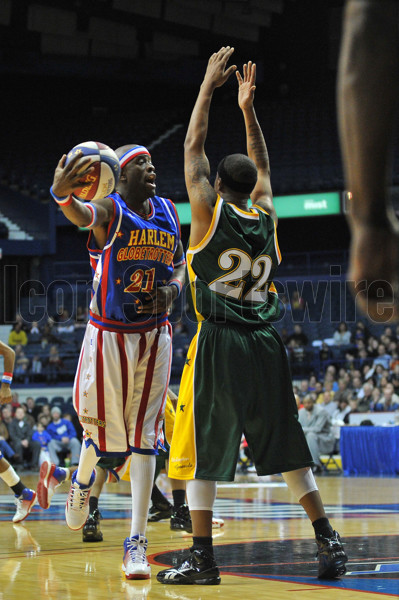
left=337, top=0, right=399, bottom=321
left=0, top=457, right=36, bottom=522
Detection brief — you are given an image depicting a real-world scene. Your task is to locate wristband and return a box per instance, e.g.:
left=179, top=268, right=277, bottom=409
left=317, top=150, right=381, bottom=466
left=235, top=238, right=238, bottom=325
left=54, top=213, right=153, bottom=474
left=2, top=372, right=12, bottom=384
left=167, top=279, right=182, bottom=298
left=50, top=186, right=73, bottom=206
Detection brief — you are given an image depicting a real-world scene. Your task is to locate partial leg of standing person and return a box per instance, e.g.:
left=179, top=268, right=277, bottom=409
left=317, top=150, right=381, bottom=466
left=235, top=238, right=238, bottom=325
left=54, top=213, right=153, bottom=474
left=337, top=0, right=399, bottom=322
left=0, top=454, right=36, bottom=522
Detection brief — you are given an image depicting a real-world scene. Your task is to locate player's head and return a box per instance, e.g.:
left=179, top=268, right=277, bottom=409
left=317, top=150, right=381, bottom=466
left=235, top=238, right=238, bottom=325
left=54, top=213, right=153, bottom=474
left=115, top=144, right=156, bottom=199
left=215, top=154, right=257, bottom=199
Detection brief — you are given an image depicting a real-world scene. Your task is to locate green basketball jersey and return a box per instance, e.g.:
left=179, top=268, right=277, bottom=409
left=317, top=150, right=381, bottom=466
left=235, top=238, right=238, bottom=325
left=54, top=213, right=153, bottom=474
left=186, top=195, right=281, bottom=325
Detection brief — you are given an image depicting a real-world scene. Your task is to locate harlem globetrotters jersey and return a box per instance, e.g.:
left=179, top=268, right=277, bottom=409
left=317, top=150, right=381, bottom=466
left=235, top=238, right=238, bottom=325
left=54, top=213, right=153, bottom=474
left=187, top=195, right=281, bottom=325
left=87, top=192, right=183, bottom=333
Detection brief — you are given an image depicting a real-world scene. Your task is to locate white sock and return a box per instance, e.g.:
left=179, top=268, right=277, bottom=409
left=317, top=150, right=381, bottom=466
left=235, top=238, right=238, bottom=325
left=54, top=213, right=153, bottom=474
left=129, top=452, right=155, bottom=538
left=1, top=465, right=20, bottom=488
left=76, top=443, right=99, bottom=486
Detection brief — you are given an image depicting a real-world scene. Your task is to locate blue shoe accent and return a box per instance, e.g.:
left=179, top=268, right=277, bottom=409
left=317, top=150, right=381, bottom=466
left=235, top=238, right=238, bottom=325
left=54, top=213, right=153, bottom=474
left=19, top=488, right=34, bottom=501
left=71, top=469, right=96, bottom=489
left=53, top=467, right=68, bottom=483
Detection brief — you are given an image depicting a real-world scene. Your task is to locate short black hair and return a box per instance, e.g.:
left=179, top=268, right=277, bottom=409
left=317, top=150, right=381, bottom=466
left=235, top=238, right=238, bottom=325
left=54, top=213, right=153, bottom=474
left=217, top=154, right=257, bottom=195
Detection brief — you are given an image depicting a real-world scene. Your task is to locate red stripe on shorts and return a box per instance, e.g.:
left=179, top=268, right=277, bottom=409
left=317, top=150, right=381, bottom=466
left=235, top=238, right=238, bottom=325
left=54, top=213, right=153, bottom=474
left=96, top=330, right=106, bottom=450
left=134, top=329, right=160, bottom=448
left=154, top=323, right=173, bottom=448
left=117, top=332, right=129, bottom=449
left=74, top=346, right=85, bottom=416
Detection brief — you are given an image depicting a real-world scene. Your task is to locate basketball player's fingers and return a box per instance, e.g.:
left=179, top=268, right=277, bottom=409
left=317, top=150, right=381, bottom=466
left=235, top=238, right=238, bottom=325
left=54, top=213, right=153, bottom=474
left=223, top=65, right=237, bottom=81
left=250, top=62, right=256, bottom=84
left=58, top=155, right=67, bottom=168
left=64, top=151, right=83, bottom=171
left=243, top=63, right=248, bottom=80
left=236, top=70, right=243, bottom=85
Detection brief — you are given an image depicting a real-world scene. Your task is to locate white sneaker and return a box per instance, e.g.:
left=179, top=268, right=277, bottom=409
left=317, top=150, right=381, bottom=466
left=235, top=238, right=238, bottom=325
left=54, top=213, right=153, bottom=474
left=13, top=488, right=36, bottom=523
left=65, top=470, right=95, bottom=531
left=122, top=535, right=151, bottom=580
left=212, top=517, right=224, bottom=528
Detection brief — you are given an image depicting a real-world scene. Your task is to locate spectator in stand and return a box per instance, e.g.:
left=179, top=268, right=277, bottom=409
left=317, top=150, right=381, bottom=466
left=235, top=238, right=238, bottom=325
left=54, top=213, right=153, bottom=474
left=332, top=398, right=352, bottom=447
left=46, top=406, right=80, bottom=467
left=57, top=309, right=75, bottom=334
left=308, top=375, right=317, bottom=392
left=347, top=397, right=360, bottom=421
left=37, top=404, right=51, bottom=427
left=319, top=341, right=333, bottom=365
left=333, top=322, right=352, bottom=347
left=8, top=323, right=28, bottom=347
left=0, top=415, right=16, bottom=462
left=334, top=378, right=352, bottom=406
left=32, top=421, right=52, bottom=465
left=13, top=345, right=30, bottom=382
left=46, top=345, right=64, bottom=383
left=390, top=367, right=399, bottom=394
left=11, top=392, right=21, bottom=412
left=20, top=403, right=35, bottom=429
left=28, top=321, right=41, bottom=342
left=370, top=387, right=382, bottom=411
left=298, top=394, right=335, bottom=474
left=350, top=375, right=363, bottom=398
left=25, top=396, right=41, bottom=423
left=317, top=380, right=335, bottom=404
left=286, top=324, right=309, bottom=347
left=297, top=379, right=310, bottom=400
left=41, top=320, right=59, bottom=349
left=9, top=406, right=40, bottom=470
left=320, top=391, right=338, bottom=418
left=12, top=314, right=30, bottom=333
left=356, top=382, right=374, bottom=412
left=30, top=354, right=43, bottom=381
left=358, top=348, right=373, bottom=371
left=366, top=336, right=379, bottom=358
left=1, top=405, right=13, bottom=431
left=344, top=351, right=356, bottom=372
left=372, top=344, right=392, bottom=370
left=374, top=384, right=399, bottom=412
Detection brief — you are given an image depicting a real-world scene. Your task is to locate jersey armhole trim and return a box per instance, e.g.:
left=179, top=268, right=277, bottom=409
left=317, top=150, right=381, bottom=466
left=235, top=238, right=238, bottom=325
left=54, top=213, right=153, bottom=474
left=188, top=195, right=223, bottom=254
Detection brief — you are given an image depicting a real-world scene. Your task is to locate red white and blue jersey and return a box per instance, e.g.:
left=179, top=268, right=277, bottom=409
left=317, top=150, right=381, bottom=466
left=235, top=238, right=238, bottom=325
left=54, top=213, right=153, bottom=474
left=87, top=192, right=184, bottom=333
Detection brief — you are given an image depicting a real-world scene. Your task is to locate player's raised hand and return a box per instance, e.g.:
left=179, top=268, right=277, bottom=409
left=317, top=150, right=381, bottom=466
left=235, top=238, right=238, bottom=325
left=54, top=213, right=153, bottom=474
left=52, top=152, right=94, bottom=198
left=237, top=62, right=256, bottom=111
left=204, top=47, right=237, bottom=89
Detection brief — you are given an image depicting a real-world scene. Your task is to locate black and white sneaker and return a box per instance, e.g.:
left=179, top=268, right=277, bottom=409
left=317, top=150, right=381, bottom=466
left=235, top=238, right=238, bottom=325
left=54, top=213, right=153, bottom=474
left=170, top=504, right=192, bottom=533
left=82, top=509, right=103, bottom=542
left=148, top=502, right=173, bottom=522
left=157, top=548, right=221, bottom=585
left=316, top=530, right=348, bottom=578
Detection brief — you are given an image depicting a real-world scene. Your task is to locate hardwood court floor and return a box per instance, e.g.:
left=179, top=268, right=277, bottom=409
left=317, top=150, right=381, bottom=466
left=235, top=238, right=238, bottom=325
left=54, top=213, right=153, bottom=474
left=1, top=472, right=398, bottom=600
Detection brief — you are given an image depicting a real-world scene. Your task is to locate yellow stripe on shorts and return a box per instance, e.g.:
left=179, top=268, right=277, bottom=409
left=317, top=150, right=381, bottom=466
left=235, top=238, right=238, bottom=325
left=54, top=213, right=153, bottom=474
left=168, top=323, right=202, bottom=480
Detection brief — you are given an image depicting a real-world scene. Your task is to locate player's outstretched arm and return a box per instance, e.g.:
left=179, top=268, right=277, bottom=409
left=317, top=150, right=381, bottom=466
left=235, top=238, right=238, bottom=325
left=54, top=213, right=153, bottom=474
left=185, top=47, right=237, bottom=246
left=51, top=152, right=114, bottom=229
left=237, top=62, right=276, bottom=223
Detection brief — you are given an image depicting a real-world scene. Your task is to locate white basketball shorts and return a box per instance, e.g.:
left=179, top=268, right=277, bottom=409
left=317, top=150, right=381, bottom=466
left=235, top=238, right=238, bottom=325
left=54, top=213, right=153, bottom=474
left=73, top=322, right=172, bottom=456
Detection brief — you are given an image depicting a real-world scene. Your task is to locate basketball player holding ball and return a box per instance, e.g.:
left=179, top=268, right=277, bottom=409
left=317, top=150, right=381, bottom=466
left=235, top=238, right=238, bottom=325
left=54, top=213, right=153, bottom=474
left=50, top=143, right=185, bottom=580
left=157, top=48, right=348, bottom=585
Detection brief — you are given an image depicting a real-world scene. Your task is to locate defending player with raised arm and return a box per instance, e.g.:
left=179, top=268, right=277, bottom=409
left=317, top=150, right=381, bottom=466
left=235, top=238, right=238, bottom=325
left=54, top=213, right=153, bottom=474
left=158, top=48, right=347, bottom=586
left=49, top=143, right=186, bottom=581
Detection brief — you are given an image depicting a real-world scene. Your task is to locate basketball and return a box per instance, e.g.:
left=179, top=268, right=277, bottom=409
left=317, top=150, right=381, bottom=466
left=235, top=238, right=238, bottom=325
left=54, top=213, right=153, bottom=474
left=65, top=141, right=120, bottom=201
